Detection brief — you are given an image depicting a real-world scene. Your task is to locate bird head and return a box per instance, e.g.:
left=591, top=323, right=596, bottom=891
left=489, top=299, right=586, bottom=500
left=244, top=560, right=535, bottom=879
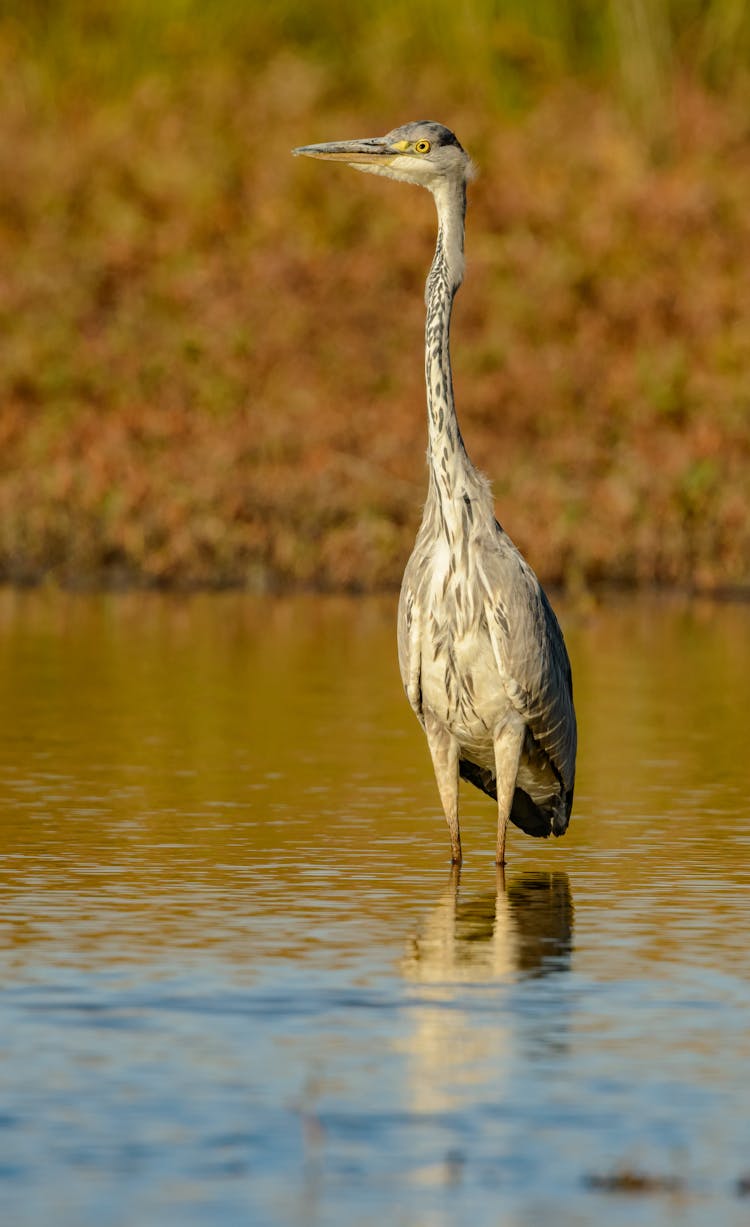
left=292, top=121, right=474, bottom=192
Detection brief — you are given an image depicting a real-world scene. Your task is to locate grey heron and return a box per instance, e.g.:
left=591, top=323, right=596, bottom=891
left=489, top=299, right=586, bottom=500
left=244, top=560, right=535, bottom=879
left=293, top=121, right=576, bottom=864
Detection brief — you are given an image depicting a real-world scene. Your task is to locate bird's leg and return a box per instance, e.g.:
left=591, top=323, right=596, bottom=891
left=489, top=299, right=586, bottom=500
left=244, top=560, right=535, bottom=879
left=424, top=710, right=461, bottom=863
left=493, top=718, right=525, bottom=866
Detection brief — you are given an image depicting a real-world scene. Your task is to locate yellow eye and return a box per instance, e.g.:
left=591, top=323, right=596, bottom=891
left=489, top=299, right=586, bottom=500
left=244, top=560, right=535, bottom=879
left=414, top=139, right=431, bottom=154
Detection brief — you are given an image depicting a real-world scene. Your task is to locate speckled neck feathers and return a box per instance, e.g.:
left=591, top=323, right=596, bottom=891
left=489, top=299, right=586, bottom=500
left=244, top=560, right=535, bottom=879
left=423, top=180, right=487, bottom=517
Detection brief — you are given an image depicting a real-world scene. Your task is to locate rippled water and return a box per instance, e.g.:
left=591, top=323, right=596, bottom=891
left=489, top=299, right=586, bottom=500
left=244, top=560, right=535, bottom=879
left=1, top=589, right=750, bottom=1226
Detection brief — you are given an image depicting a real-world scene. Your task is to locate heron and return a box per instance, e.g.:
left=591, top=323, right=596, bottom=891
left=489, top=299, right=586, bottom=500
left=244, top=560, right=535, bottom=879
left=293, top=121, right=576, bottom=865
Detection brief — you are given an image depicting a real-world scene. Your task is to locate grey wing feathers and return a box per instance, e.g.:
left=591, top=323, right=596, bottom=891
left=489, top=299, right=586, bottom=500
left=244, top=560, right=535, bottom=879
left=397, top=563, right=423, bottom=722
left=484, top=529, right=577, bottom=820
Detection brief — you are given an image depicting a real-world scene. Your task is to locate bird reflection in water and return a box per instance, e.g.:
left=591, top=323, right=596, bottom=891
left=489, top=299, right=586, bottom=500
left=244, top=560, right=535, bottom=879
left=398, top=869, right=574, bottom=1122
left=403, top=867, right=573, bottom=984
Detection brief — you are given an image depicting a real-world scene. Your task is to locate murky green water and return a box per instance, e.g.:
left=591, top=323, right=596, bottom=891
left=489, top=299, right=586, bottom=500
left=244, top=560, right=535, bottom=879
left=1, top=589, right=750, bottom=1226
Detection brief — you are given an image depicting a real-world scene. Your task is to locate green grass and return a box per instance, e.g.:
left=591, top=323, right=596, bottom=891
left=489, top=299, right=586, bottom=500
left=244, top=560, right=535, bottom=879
left=5, top=1, right=750, bottom=104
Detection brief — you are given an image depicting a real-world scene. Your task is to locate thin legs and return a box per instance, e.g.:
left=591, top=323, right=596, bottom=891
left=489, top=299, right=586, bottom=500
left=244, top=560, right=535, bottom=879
left=424, top=711, right=525, bottom=865
left=493, top=718, right=524, bottom=866
left=424, top=710, right=461, bottom=863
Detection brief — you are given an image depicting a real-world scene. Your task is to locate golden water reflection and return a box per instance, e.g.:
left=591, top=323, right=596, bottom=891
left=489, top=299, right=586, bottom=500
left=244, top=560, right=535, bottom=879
left=0, top=587, right=749, bottom=980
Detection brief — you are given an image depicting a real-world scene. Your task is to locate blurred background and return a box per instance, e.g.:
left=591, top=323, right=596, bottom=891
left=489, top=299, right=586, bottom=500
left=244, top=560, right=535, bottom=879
left=1, top=0, right=749, bottom=593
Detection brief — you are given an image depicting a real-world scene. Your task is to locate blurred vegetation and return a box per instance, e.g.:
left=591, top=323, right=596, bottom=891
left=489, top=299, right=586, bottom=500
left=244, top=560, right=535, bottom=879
left=1, top=0, right=750, bottom=590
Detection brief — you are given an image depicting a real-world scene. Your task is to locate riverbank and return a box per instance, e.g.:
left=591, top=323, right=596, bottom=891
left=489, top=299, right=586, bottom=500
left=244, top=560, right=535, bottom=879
left=2, top=6, right=749, bottom=593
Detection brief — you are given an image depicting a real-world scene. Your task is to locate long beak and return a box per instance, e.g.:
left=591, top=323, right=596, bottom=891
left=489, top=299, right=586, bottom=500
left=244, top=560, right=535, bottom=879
left=291, top=137, right=393, bottom=165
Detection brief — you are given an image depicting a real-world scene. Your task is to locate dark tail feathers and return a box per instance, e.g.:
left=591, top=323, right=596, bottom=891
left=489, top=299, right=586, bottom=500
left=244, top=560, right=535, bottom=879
left=458, top=758, right=565, bottom=839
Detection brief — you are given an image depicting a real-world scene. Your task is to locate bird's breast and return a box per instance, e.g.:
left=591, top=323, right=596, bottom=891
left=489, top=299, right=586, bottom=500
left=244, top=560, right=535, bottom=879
left=417, top=570, right=511, bottom=760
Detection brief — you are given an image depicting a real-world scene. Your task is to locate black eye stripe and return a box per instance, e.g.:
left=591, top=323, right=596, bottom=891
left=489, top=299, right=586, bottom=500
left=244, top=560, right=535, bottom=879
left=388, top=123, right=465, bottom=154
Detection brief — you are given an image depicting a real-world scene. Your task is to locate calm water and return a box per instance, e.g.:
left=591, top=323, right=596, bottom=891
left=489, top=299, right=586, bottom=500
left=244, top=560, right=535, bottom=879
left=1, top=589, right=750, bottom=1226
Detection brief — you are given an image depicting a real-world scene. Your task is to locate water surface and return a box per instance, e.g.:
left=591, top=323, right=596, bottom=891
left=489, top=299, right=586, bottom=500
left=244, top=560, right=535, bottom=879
left=1, top=590, right=750, bottom=1225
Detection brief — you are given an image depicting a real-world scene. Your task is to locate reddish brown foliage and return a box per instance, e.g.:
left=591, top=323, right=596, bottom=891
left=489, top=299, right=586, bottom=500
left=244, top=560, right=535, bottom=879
left=1, top=50, right=749, bottom=591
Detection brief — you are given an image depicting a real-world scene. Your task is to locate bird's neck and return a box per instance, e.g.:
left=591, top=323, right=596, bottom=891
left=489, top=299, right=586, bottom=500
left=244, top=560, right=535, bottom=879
left=424, top=180, right=478, bottom=506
